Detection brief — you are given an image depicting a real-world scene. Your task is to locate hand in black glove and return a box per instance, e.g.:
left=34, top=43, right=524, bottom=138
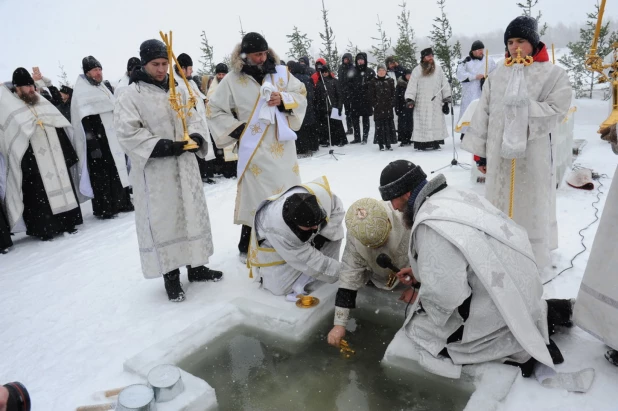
left=188, top=133, right=205, bottom=153
left=312, top=234, right=329, bottom=251
left=406, top=99, right=415, bottom=109
left=150, top=139, right=188, bottom=158
left=337, top=107, right=342, bottom=117
left=442, top=102, right=450, bottom=115
left=480, top=77, right=486, bottom=90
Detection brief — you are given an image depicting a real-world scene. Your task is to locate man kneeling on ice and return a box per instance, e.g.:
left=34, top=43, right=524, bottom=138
left=327, top=197, right=412, bottom=346
left=379, top=160, right=577, bottom=381
left=248, top=176, right=345, bottom=300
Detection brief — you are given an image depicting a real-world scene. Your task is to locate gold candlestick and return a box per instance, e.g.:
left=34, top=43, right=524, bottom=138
left=159, top=30, right=199, bottom=150
left=505, top=47, right=533, bottom=67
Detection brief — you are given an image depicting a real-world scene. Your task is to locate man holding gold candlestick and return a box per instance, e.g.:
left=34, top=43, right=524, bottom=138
left=114, top=38, right=223, bottom=302
left=207, top=32, right=308, bottom=263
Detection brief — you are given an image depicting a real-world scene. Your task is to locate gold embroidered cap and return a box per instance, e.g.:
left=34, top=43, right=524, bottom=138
left=345, top=198, right=392, bottom=249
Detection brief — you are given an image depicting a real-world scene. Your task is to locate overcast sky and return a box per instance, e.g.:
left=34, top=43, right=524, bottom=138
left=0, top=0, right=613, bottom=84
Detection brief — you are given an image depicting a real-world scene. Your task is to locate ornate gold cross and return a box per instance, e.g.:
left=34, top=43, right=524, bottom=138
left=505, top=47, right=533, bottom=67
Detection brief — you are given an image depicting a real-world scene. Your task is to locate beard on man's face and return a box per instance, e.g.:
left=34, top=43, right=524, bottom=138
left=17, top=89, right=39, bottom=105
left=421, top=60, right=435, bottom=76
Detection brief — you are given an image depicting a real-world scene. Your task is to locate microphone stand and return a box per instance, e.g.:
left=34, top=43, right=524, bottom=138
left=315, top=72, right=345, bottom=161
left=431, top=78, right=470, bottom=174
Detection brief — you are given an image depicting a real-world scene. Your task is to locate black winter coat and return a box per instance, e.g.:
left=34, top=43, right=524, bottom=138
left=369, top=76, right=395, bottom=120
left=314, top=74, right=342, bottom=116
left=395, top=77, right=413, bottom=117
left=337, top=53, right=354, bottom=105
left=389, top=65, right=407, bottom=80
left=289, top=62, right=316, bottom=126
left=347, top=52, right=376, bottom=117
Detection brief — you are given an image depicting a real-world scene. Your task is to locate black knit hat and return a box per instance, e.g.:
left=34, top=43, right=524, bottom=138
left=126, top=57, right=141, bottom=73
left=504, top=16, right=540, bottom=48
left=215, top=63, right=229, bottom=74
left=379, top=160, right=428, bottom=201
left=60, top=85, right=73, bottom=96
left=241, top=32, right=269, bottom=54
left=421, top=48, right=434, bottom=59
left=12, top=67, right=34, bottom=87
left=403, top=68, right=412, bottom=76
left=471, top=40, right=485, bottom=52
left=140, top=39, right=168, bottom=65
left=177, top=53, right=193, bottom=68
left=82, top=56, right=102, bottom=74
left=283, top=193, right=326, bottom=228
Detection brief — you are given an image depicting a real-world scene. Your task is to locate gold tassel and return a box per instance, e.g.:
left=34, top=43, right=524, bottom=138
left=249, top=267, right=253, bottom=279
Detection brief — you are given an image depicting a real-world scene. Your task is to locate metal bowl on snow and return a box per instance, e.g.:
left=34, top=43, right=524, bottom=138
left=147, top=364, right=185, bottom=403
left=116, top=384, right=156, bottom=411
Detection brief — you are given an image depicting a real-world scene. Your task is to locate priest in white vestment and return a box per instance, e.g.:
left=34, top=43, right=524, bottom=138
left=72, top=56, right=132, bottom=218
left=456, top=40, right=496, bottom=138
left=114, top=39, right=223, bottom=302
left=0, top=69, right=88, bottom=241
left=462, top=17, right=572, bottom=276
left=378, top=160, right=574, bottom=379
left=207, top=32, right=307, bottom=262
left=574, top=123, right=618, bottom=366
left=405, top=47, right=451, bottom=151
left=248, top=176, right=344, bottom=299
left=327, top=197, right=411, bottom=347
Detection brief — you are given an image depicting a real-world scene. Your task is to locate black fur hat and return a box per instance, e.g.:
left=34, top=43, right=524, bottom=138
left=421, top=48, right=434, bottom=59
left=177, top=53, right=193, bottom=68
left=126, top=57, right=141, bottom=73
left=12, top=67, right=34, bottom=87
left=140, top=39, right=168, bottom=65
left=504, top=16, right=540, bottom=48
left=82, top=56, right=102, bottom=74
left=379, top=160, right=427, bottom=201
left=471, top=40, right=485, bottom=51
left=215, top=63, right=229, bottom=74
left=241, top=32, right=269, bottom=54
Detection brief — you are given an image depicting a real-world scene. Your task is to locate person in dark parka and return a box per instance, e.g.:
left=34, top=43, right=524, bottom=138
left=314, top=64, right=348, bottom=147
left=369, top=64, right=396, bottom=151
left=347, top=52, right=376, bottom=144
left=395, top=69, right=413, bottom=146
left=338, top=52, right=355, bottom=135
left=289, top=61, right=318, bottom=154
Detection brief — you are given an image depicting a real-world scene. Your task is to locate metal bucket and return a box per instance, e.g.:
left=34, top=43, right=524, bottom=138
left=116, top=384, right=156, bottom=411
left=147, top=364, right=184, bottom=403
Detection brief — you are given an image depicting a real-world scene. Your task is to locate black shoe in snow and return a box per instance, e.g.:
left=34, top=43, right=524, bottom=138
left=386, top=146, right=393, bottom=151
left=187, top=266, right=223, bottom=282
left=361, top=141, right=367, bottom=145
left=39, top=235, right=54, bottom=241
left=119, top=202, right=135, bottom=213
left=96, top=214, right=117, bottom=220
left=65, top=227, right=78, bottom=235
left=606, top=349, right=618, bottom=366
left=350, top=140, right=361, bottom=144
left=164, top=270, right=185, bottom=302
left=379, top=147, right=385, bottom=151
left=0, top=248, right=9, bottom=254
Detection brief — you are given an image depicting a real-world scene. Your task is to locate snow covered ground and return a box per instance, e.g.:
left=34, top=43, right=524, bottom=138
left=1, top=98, right=617, bottom=410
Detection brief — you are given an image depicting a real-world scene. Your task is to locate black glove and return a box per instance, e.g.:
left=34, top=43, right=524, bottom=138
left=406, top=99, right=415, bottom=109
left=337, top=107, right=342, bottom=117
left=229, top=123, right=246, bottom=140
left=188, top=133, right=204, bottom=153
left=442, top=102, right=450, bottom=115
left=312, top=234, right=329, bottom=251
left=480, top=77, right=486, bottom=90
left=476, top=157, right=487, bottom=167
left=150, top=139, right=188, bottom=158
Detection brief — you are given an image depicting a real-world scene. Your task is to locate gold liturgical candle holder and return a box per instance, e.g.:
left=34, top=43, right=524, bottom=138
left=339, top=339, right=355, bottom=358
left=295, top=295, right=320, bottom=308
left=504, top=47, right=533, bottom=67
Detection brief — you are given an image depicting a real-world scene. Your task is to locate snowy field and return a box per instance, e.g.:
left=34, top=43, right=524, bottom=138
left=1, top=98, right=618, bottom=410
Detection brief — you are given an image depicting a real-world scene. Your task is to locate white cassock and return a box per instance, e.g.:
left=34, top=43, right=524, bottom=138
left=574, top=140, right=618, bottom=352
left=402, top=180, right=553, bottom=379
left=456, top=55, right=496, bottom=134
left=207, top=46, right=307, bottom=227
left=461, top=53, right=572, bottom=275
left=113, top=79, right=213, bottom=279
left=405, top=64, right=451, bottom=144
left=248, top=176, right=345, bottom=296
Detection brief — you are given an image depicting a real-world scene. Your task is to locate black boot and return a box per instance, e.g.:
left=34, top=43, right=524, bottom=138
left=187, top=266, right=223, bottom=282
left=606, top=349, right=618, bottom=366
left=164, top=269, right=185, bottom=302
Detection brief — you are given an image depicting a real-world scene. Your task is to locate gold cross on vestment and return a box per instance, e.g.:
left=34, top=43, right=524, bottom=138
left=36, top=119, right=45, bottom=130
left=28, top=106, right=45, bottom=130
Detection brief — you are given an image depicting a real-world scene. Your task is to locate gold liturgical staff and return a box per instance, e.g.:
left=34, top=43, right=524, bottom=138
left=585, top=0, right=618, bottom=131
left=159, top=30, right=199, bottom=150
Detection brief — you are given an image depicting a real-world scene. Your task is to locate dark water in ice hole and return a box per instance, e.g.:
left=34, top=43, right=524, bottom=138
left=180, top=317, right=471, bottom=411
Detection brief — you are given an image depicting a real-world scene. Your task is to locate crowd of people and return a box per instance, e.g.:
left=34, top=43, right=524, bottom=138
left=1, top=14, right=617, bottom=401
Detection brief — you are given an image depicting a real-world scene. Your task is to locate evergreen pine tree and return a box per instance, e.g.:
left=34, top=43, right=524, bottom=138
left=516, top=0, right=548, bottom=36
left=198, top=31, right=216, bottom=76
left=346, top=40, right=361, bottom=58
left=558, top=3, right=618, bottom=98
left=319, top=0, right=340, bottom=73
left=58, top=62, right=71, bottom=87
left=394, top=1, right=418, bottom=70
left=370, top=15, right=391, bottom=69
left=287, top=26, right=313, bottom=61
left=428, top=0, right=462, bottom=104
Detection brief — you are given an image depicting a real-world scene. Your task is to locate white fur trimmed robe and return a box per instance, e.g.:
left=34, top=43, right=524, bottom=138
left=113, top=78, right=213, bottom=279
left=207, top=47, right=307, bottom=227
